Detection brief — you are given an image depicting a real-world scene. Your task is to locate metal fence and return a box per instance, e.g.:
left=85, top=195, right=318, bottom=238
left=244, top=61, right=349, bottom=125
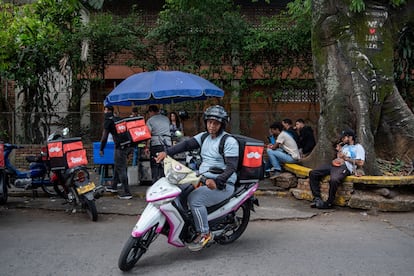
left=0, top=103, right=320, bottom=145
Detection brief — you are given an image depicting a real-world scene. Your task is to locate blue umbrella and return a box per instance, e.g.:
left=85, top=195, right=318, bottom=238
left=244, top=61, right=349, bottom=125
left=104, top=70, right=224, bottom=106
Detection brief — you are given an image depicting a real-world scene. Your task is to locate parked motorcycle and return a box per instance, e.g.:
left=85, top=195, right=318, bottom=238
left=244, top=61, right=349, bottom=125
left=0, top=143, right=64, bottom=205
left=47, top=128, right=104, bottom=221
left=118, top=156, right=259, bottom=271
left=0, top=142, right=7, bottom=204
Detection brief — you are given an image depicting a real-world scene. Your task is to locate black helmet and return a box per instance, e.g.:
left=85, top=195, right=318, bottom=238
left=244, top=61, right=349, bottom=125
left=203, top=105, right=229, bottom=124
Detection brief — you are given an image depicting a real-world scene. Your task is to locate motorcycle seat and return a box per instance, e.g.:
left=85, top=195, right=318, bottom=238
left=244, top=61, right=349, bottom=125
left=26, top=155, right=42, bottom=163
left=206, top=184, right=252, bottom=214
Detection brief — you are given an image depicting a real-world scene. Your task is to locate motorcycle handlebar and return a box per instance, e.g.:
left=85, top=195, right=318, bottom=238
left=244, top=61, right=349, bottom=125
left=4, top=144, right=24, bottom=149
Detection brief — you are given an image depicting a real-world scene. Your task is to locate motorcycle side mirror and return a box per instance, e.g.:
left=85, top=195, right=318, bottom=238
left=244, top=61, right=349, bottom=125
left=62, top=128, right=69, bottom=137
left=208, top=167, right=224, bottom=174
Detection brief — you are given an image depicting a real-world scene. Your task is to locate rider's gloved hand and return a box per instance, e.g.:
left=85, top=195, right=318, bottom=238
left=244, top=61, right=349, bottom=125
left=215, top=178, right=226, bottom=190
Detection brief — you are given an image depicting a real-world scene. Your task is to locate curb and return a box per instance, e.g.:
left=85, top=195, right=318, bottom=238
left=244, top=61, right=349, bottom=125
left=7, top=188, right=291, bottom=199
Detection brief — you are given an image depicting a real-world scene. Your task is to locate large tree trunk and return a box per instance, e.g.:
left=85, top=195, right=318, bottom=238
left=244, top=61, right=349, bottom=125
left=305, top=0, right=414, bottom=175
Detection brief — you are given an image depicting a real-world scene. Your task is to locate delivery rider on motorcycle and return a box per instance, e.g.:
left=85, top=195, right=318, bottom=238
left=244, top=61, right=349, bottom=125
left=155, top=105, right=239, bottom=251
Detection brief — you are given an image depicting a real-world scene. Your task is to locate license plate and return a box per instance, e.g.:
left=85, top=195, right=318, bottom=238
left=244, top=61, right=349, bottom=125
left=76, top=182, right=96, bottom=195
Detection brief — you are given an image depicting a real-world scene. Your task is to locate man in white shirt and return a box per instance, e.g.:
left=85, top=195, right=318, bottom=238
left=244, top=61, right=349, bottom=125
left=266, top=122, right=300, bottom=178
left=309, top=129, right=365, bottom=209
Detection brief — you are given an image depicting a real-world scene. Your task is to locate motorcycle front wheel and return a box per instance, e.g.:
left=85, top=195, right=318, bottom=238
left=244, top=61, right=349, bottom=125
left=53, top=183, right=67, bottom=199
left=118, top=225, right=158, bottom=271
left=215, top=200, right=251, bottom=245
left=41, top=184, right=60, bottom=197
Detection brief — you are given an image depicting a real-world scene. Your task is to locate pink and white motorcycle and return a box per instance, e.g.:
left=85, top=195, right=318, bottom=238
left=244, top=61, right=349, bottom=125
left=118, top=156, right=259, bottom=271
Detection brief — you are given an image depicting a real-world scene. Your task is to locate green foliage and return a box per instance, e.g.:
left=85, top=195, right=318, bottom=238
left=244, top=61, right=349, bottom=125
left=81, top=12, right=147, bottom=79
left=0, top=0, right=88, bottom=142
left=242, top=5, right=312, bottom=79
left=349, top=0, right=406, bottom=12
left=148, top=0, right=249, bottom=77
left=394, top=24, right=414, bottom=109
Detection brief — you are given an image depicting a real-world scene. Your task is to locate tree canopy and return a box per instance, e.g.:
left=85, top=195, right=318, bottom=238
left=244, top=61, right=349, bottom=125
left=0, top=0, right=413, bottom=175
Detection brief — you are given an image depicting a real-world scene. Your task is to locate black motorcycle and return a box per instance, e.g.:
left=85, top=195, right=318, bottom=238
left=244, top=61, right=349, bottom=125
left=47, top=128, right=104, bottom=221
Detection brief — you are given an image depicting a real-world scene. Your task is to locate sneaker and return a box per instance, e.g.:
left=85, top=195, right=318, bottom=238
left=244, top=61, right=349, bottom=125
left=317, top=201, right=333, bottom=209
left=188, top=232, right=214, bottom=252
left=105, top=187, right=118, bottom=193
left=118, top=193, right=133, bottom=200
left=310, top=197, right=322, bottom=208
left=269, top=171, right=281, bottom=179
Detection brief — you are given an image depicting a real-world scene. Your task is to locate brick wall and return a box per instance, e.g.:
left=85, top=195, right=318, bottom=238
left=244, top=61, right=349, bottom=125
left=11, top=144, right=95, bottom=170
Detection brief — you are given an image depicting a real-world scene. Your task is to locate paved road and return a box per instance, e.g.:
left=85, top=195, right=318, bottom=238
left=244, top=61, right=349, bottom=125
left=1, top=195, right=414, bottom=276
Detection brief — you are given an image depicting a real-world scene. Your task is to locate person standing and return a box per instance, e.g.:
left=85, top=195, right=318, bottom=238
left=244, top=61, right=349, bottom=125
left=295, top=119, right=316, bottom=157
left=130, top=107, right=139, bottom=117
left=129, top=107, right=141, bottom=166
left=309, top=129, right=365, bottom=209
left=264, top=127, right=277, bottom=177
left=155, top=105, right=238, bottom=251
left=99, top=105, right=132, bottom=200
left=266, top=122, right=300, bottom=178
left=169, top=111, right=184, bottom=143
left=144, top=105, right=172, bottom=183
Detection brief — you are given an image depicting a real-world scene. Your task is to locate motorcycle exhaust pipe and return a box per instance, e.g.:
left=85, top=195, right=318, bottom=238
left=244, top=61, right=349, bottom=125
left=93, top=185, right=105, bottom=199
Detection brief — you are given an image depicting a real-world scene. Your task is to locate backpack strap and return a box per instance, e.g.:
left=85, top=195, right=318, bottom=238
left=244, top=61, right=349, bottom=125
left=200, top=132, right=230, bottom=160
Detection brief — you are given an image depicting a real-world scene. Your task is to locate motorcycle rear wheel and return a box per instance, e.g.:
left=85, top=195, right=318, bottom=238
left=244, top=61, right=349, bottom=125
left=82, top=198, right=98, bottom=222
left=0, top=172, right=8, bottom=205
left=118, top=225, right=157, bottom=271
left=215, top=200, right=251, bottom=245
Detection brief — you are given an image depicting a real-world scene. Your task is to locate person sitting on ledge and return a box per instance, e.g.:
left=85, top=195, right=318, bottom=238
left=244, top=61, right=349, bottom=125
left=309, top=129, right=365, bottom=209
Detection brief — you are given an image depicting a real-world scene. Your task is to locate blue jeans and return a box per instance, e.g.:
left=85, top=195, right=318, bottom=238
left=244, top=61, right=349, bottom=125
left=266, top=148, right=297, bottom=171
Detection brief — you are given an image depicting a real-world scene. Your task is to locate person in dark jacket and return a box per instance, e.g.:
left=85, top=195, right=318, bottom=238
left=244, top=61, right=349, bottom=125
left=295, top=119, right=316, bottom=157
left=99, top=105, right=132, bottom=200
left=282, top=118, right=300, bottom=145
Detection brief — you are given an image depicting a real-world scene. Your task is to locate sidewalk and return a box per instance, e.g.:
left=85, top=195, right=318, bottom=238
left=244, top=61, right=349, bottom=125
left=7, top=172, right=288, bottom=199
left=4, top=175, right=319, bottom=221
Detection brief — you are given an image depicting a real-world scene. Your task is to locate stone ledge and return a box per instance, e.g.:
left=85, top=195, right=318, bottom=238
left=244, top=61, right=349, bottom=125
left=283, top=163, right=414, bottom=187
left=348, top=190, right=414, bottom=212
left=290, top=187, right=414, bottom=211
